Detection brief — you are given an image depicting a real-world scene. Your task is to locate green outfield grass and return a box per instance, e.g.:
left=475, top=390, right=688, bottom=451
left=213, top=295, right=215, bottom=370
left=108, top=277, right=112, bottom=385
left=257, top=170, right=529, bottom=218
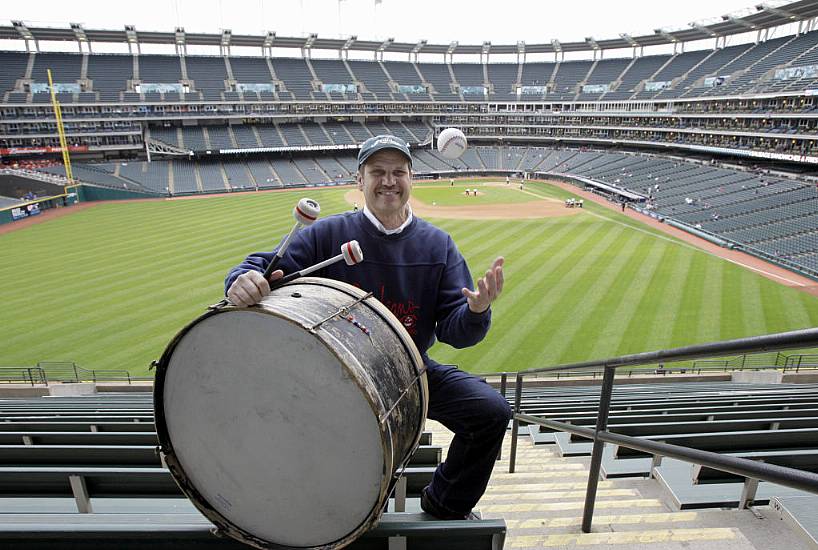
left=2, top=182, right=818, bottom=377
left=412, top=183, right=540, bottom=206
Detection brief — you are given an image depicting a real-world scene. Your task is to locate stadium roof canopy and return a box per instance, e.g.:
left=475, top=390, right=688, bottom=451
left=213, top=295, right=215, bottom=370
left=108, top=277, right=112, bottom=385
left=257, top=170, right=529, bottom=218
left=2, top=1, right=818, bottom=55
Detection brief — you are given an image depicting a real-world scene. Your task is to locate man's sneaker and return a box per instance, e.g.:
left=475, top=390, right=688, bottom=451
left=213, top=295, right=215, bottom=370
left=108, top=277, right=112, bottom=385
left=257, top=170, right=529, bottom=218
left=420, top=486, right=479, bottom=520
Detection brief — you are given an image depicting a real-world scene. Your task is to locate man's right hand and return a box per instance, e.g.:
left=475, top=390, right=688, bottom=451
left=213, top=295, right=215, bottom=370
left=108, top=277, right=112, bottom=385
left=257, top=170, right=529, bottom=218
left=226, top=269, right=283, bottom=307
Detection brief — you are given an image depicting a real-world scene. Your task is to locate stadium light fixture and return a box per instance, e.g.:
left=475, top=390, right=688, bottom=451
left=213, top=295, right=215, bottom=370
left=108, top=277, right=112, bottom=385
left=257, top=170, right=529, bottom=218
left=689, top=22, right=719, bottom=38
left=447, top=41, right=459, bottom=55
left=342, top=35, right=357, bottom=50
left=12, top=21, right=33, bottom=40
left=124, top=25, right=139, bottom=54
left=263, top=31, right=276, bottom=48
left=221, top=29, right=232, bottom=47
left=174, top=27, right=186, bottom=56
left=304, top=33, right=318, bottom=49
left=482, top=41, right=491, bottom=55
left=411, top=39, right=427, bottom=54
left=551, top=39, right=562, bottom=52
left=585, top=37, right=599, bottom=50
left=516, top=40, right=526, bottom=54
left=377, top=37, right=394, bottom=52
left=756, top=3, right=799, bottom=20
left=70, top=23, right=87, bottom=43
left=654, top=28, right=678, bottom=42
left=12, top=20, right=37, bottom=52
left=619, top=33, right=639, bottom=47
left=722, top=14, right=758, bottom=30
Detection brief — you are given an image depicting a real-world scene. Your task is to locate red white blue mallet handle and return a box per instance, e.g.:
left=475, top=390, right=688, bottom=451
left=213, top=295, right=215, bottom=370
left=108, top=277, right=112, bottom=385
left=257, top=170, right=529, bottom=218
left=264, top=198, right=320, bottom=281
left=272, top=240, right=363, bottom=288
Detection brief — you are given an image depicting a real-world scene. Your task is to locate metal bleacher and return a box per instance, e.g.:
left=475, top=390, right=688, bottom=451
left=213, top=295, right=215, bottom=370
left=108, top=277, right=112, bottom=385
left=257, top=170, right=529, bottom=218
left=0, top=393, right=505, bottom=549
left=519, top=382, right=818, bottom=510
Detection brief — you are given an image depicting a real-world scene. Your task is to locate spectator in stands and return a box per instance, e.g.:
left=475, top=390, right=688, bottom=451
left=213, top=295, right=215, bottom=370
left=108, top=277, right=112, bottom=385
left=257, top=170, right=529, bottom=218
left=225, top=135, right=511, bottom=521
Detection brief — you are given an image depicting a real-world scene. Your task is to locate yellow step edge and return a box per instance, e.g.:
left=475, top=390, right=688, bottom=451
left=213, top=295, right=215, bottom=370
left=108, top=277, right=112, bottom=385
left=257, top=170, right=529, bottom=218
left=482, top=498, right=663, bottom=513
left=508, top=527, right=735, bottom=547
left=504, top=512, right=699, bottom=529
left=480, top=489, right=636, bottom=502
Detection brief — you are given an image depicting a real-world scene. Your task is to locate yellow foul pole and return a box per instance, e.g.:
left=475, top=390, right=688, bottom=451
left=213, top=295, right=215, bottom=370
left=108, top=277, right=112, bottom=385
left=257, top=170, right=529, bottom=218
left=47, top=68, right=74, bottom=185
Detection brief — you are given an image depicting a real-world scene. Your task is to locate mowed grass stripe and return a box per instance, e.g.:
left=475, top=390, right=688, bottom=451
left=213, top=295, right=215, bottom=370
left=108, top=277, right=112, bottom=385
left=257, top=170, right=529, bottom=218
left=617, top=243, right=681, bottom=355
left=430, top=220, right=589, bottom=367
left=527, top=228, right=638, bottom=366
left=432, top=220, right=608, bottom=368
left=586, top=238, right=669, bottom=360
left=697, top=258, right=724, bottom=342
left=739, top=269, right=768, bottom=336
left=465, top=224, right=624, bottom=372
left=556, top=233, right=649, bottom=364
left=644, top=247, right=696, bottom=351
left=668, top=251, right=707, bottom=347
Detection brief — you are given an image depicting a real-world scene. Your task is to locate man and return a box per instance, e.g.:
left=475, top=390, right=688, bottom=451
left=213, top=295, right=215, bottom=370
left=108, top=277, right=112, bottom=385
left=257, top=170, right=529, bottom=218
left=225, top=135, right=511, bottom=521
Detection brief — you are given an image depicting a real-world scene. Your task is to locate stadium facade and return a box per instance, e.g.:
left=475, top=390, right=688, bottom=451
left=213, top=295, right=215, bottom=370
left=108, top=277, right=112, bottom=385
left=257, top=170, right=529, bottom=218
left=0, top=2, right=818, bottom=278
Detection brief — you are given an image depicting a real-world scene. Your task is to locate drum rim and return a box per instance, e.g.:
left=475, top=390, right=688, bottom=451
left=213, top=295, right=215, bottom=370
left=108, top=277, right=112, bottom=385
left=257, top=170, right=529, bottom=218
left=153, top=277, right=428, bottom=550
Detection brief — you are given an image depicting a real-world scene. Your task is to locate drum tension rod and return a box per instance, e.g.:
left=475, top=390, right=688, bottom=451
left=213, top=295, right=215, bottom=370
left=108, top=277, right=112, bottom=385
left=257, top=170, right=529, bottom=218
left=307, top=292, right=374, bottom=332
left=378, top=367, right=428, bottom=424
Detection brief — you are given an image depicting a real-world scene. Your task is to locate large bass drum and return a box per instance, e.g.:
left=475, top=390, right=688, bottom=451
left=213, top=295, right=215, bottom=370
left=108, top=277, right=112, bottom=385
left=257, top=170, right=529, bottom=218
left=153, top=277, right=428, bottom=549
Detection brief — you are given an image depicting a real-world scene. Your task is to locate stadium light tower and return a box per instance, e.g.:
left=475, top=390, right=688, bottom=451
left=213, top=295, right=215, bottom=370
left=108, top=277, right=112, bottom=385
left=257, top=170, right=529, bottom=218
left=262, top=31, right=276, bottom=57
left=302, top=33, right=318, bottom=59
left=585, top=36, right=601, bottom=60
left=125, top=25, right=140, bottom=55
left=377, top=37, right=394, bottom=61
left=11, top=20, right=36, bottom=52
left=174, top=27, right=186, bottom=56
left=689, top=22, right=722, bottom=49
left=619, top=33, right=640, bottom=58
left=654, top=28, right=680, bottom=54
left=481, top=41, right=491, bottom=64
left=341, top=35, right=356, bottom=60
left=411, top=39, right=426, bottom=63
left=446, top=41, right=458, bottom=64
left=722, top=13, right=762, bottom=42
left=551, top=39, right=562, bottom=62
left=517, top=40, right=526, bottom=64
left=70, top=23, right=89, bottom=54
left=220, top=29, right=232, bottom=56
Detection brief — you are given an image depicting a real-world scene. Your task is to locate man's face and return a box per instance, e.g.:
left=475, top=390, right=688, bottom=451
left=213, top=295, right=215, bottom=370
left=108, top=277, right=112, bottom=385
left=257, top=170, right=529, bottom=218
left=357, top=149, right=412, bottom=224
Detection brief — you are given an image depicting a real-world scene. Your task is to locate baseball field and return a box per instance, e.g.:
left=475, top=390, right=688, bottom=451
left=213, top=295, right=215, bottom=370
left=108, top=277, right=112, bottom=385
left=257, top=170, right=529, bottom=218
left=3, top=179, right=818, bottom=377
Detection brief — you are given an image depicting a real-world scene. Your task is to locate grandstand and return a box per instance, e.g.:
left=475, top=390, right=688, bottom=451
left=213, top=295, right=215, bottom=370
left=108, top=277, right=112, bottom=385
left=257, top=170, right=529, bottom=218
left=4, top=2, right=818, bottom=549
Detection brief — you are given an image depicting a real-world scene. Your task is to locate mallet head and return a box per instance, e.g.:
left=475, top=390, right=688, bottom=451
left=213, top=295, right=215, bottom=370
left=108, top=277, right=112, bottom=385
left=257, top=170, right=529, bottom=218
left=294, top=198, right=320, bottom=226
left=341, top=240, right=364, bottom=266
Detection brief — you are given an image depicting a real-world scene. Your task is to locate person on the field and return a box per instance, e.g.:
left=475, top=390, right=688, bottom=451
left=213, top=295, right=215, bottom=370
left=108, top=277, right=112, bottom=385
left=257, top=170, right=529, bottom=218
left=226, top=135, right=511, bottom=521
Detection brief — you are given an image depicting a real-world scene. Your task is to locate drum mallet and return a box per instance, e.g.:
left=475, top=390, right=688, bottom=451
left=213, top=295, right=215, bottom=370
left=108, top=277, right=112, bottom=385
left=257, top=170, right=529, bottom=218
left=263, top=198, right=321, bottom=281
left=271, top=240, right=363, bottom=289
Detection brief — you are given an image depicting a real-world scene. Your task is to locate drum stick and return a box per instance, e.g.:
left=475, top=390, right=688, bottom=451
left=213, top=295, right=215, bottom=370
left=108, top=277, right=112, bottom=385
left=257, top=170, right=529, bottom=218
left=263, top=198, right=321, bottom=281
left=271, top=240, right=363, bottom=288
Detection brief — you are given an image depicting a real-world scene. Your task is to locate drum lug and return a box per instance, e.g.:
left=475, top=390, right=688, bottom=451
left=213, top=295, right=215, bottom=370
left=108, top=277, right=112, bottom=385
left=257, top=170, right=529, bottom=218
left=208, top=298, right=231, bottom=310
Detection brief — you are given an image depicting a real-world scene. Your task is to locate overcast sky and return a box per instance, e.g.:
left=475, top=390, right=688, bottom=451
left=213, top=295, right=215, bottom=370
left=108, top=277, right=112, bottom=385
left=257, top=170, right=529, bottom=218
left=3, top=0, right=803, bottom=59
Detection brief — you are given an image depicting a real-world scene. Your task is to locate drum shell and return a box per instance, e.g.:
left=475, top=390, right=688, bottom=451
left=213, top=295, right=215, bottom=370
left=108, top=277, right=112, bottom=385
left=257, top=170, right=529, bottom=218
left=153, top=277, right=427, bottom=550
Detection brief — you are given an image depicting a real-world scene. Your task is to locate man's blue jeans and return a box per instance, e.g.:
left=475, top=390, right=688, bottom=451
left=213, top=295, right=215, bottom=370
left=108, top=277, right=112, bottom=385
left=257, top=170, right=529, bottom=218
left=424, top=362, right=513, bottom=516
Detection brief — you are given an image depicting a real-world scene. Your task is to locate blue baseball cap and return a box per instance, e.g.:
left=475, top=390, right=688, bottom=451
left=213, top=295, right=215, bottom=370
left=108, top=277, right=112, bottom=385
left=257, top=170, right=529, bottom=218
left=357, top=134, right=412, bottom=168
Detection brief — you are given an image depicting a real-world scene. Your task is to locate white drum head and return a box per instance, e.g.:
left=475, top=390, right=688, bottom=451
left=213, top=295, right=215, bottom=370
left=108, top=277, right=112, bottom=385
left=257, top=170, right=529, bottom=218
left=163, top=310, right=384, bottom=547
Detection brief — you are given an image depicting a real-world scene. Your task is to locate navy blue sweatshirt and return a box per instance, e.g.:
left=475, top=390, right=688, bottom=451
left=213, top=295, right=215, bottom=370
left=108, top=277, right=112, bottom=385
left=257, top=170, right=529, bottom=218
left=224, top=211, right=491, bottom=365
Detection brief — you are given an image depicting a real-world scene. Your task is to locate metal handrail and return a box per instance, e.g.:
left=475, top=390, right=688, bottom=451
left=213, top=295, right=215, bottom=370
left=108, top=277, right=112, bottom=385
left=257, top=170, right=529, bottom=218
left=508, top=326, right=818, bottom=534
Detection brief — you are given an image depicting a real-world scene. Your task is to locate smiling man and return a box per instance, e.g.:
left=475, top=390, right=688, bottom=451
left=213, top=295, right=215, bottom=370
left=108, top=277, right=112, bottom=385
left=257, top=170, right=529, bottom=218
left=225, top=134, right=510, bottom=521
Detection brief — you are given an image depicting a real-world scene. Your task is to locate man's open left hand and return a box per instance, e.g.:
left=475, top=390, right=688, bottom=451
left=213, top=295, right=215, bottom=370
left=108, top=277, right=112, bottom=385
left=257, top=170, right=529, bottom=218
left=462, top=257, right=504, bottom=313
